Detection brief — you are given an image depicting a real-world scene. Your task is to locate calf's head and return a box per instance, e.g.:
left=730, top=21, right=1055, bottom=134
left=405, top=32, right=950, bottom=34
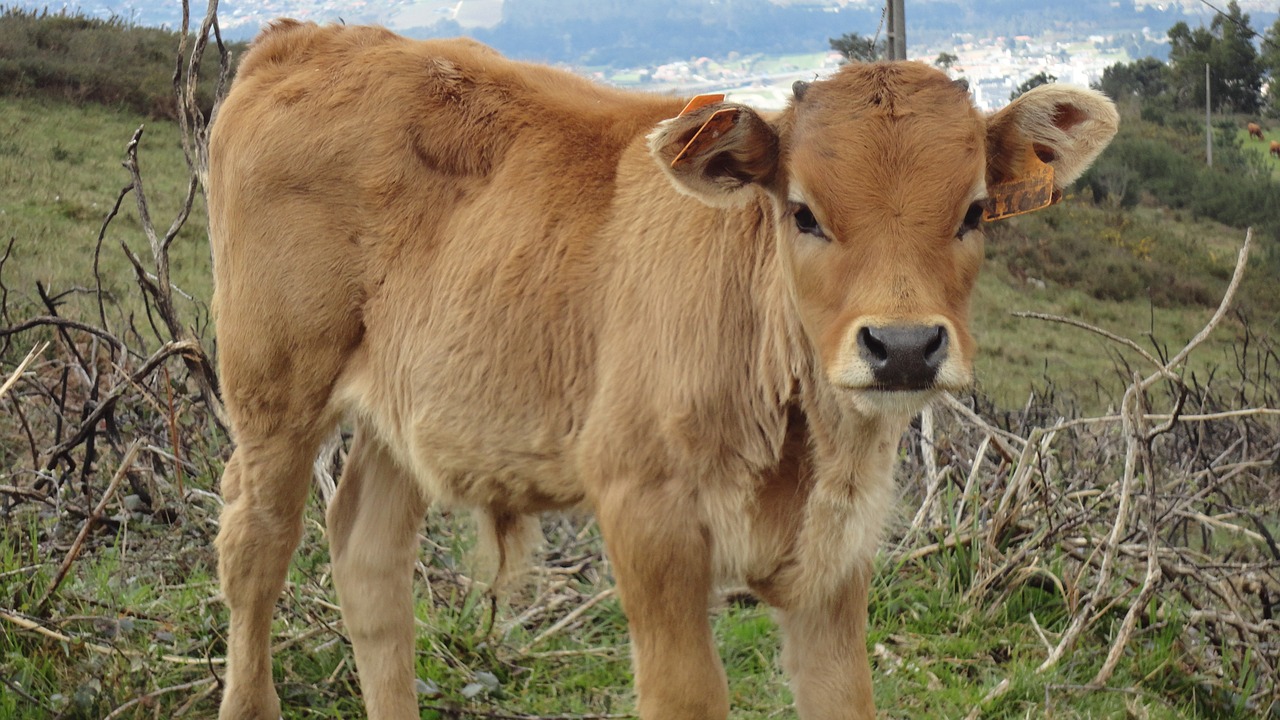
left=651, top=62, right=1118, bottom=412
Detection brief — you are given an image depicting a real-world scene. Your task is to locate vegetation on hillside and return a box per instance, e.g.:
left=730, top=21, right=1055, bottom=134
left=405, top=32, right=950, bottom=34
left=0, top=7, right=242, bottom=119
left=999, top=0, right=1280, bottom=326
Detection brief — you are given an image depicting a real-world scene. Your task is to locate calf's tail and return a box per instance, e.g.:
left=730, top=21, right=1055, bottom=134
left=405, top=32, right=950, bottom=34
left=473, top=509, right=543, bottom=593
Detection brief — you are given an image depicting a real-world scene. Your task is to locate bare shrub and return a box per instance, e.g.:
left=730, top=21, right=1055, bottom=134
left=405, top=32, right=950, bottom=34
left=0, top=0, right=230, bottom=611
left=901, top=232, right=1280, bottom=715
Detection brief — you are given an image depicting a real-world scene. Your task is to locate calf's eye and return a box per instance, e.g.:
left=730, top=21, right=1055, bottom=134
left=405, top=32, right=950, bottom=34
left=957, top=201, right=985, bottom=238
left=793, top=204, right=827, bottom=240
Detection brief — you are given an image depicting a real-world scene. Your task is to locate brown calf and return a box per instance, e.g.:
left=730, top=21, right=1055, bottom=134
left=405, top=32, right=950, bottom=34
left=209, top=21, right=1118, bottom=720
left=1248, top=122, right=1265, bottom=141
left=1272, top=140, right=1280, bottom=158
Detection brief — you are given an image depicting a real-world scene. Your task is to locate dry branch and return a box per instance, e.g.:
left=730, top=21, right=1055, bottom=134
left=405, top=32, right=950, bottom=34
left=36, top=442, right=142, bottom=611
left=420, top=705, right=634, bottom=720
left=1010, top=310, right=1165, bottom=372
left=40, top=339, right=208, bottom=470
left=963, top=677, right=1011, bottom=720
left=0, top=316, right=127, bottom=356
left=0, top=608, right=225, bottom=666
left=119, top=125, right=227, bottom=431
left=0, top=341, right=47, bottom=401
left=518, top=587, right=617, bottom=654
left=102, top=677, right=218, bottom=720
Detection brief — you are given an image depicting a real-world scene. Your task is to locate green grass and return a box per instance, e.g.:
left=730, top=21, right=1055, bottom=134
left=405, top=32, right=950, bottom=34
left=971, top=257, right=1255, bottom=411
left=866, top=550, right=1226, bottom=720
left=973, top=191, right=1274, bottom=409
left=0, top=96, right=211, bottom=328
left=1235, top=124, right=1280, bottom=181
left=1, top=505, right=1251, bottom=719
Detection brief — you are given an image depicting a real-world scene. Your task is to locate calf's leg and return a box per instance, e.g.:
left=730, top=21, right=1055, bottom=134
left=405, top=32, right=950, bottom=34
left=596, top=482, right=729, bottom=720
left=775, top=562, right=876, bottom=720
left=216, top=429, right=330, bottom=719
left=326, top=427, right=428, bottom=720
left=212, top=280, right=360, bottom=718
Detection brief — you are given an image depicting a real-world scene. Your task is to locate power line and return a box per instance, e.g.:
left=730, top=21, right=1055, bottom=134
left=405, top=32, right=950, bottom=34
left=1194, top=0, right=1261, bottom=40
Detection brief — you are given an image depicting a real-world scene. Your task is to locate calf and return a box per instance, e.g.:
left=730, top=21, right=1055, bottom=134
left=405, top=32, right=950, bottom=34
left=1248, top=122, right=1265, bottom=141
left=208, top=20, right=1118, bottom=720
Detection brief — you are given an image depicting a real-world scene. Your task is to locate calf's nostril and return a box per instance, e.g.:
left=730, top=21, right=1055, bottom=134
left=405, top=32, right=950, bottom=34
left=923, top=325, right=949, bottom=369
left=858, top=326, right=889, bottom=365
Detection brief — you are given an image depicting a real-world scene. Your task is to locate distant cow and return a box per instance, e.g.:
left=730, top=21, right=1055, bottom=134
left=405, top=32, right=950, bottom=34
left=1249, top=122, right=1265, bottom=141
left=209, top=20, right=1118, bottom=720
left=1272, top=141, right=1280, bottom=159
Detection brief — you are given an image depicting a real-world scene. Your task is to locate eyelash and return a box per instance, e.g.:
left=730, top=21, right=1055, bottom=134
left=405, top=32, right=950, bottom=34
left=793, top=204, right=827, bottom=240
left=957, top=201, right=985, bottom=238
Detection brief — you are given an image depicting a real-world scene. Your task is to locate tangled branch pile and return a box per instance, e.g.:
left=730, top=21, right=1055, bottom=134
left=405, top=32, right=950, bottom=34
left=0, top=0, right=230, bottom=641
left=897, top=232, right=1280, bottom=715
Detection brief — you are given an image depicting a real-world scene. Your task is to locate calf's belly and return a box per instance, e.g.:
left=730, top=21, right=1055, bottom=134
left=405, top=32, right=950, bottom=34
left=331, top=339, right=588, bottom=515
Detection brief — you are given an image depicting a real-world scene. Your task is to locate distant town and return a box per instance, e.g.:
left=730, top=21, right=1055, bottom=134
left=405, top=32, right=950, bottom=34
left=597, top=30, right=1149, bottom=112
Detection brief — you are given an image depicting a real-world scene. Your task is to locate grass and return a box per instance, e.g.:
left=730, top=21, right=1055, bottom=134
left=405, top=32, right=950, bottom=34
left=2, top=99, right=1276, bottom=719
left=0, top=501, right=1251, bottom=719
left=973, top=190, right=1274, bottom=410
left=0, top=96, right=211, bottom=329
left=1235, top=123, right=1280, bottom=181
left=971, top=256, right=1255, bottom=411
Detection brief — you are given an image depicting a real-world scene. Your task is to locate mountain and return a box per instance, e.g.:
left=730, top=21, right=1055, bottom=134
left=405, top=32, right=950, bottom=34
left=11, top=0, right=1267, bottom=67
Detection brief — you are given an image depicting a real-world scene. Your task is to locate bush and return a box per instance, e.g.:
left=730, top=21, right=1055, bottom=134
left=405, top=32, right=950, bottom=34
left=1082, top=254, right=1144, bottom=301
left=1074, top=112, right=1280, bottom=305
left=0, top=7, right=244, bottom=120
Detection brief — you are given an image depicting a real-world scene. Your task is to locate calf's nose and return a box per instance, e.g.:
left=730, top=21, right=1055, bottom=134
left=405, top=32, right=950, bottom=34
left=856, top=324, right=948, bottom=390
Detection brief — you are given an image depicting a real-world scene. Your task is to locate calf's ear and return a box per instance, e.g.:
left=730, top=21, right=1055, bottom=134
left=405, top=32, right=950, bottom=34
left=649, top=102, right=780, bottom=207
left=986, top=85, right=1119, bottom=189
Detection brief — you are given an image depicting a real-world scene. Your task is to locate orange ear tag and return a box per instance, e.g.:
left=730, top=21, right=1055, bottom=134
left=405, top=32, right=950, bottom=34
left=982, top=153, right=1061, bottom=222
left=678, top=93, right=725, bottom=117
left=671, top=107, right=738, bottom=169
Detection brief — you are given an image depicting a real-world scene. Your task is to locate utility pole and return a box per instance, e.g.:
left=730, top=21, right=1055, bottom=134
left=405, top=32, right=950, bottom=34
left=1206, top=63, right=1212, bottom=168
left=886, top=0, right=906, bottom=60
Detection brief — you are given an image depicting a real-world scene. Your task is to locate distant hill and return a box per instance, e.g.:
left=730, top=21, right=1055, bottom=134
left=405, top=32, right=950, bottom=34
left=0, top=7, right=241, bottom=119
left=424, top=0, right=1193, bottom=65
left=468, top=0, right=880, bottom=66
left=5, top=0, right=1261, bottom=66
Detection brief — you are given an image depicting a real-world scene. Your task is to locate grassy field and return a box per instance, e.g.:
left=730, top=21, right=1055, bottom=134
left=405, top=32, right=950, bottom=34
left=1236, top=122, right=1280, bottom=181
left=2, top=98, right=1277, bottom=719
left=0, top=97, right=212, bottom=331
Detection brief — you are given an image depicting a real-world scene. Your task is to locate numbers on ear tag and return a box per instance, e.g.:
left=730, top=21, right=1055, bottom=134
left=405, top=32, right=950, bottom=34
left=982, top=154, right=1060, bottom=222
